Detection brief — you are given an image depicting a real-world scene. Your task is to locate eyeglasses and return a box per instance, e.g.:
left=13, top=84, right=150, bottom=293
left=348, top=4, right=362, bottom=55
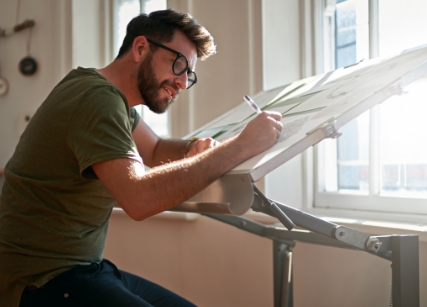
left=146, top=38, right=197, bottom=89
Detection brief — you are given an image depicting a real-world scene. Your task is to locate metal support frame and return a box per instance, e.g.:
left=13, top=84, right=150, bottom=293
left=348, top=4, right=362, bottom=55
left=390, top=235, right=420, bottom=307
left=204, top=191, right=420, bottom=307
left=273, top=241, right=294, bottom=307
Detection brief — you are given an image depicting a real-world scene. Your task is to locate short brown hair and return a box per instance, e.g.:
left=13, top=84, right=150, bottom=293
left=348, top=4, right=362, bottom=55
left=116, top=9, right=216, bottom=60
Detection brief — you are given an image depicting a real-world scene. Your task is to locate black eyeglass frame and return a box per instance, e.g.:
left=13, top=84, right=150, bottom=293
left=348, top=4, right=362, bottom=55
left=146, top=38, right=197, bottom=89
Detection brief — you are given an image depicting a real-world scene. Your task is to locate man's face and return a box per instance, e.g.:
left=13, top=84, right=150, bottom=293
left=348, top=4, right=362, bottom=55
left=136, top=52, right=178, bottom=114
left=137, top=31, right=197, bottom=114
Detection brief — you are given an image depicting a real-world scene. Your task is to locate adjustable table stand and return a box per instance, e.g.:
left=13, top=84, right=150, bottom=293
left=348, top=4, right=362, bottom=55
left=204, top=188, right=419, bottom=307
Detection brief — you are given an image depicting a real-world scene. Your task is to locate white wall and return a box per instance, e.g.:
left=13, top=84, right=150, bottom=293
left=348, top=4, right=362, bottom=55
left=0, top=0, right=68, bottom=168
left=0, top=0, right=106, bottom=170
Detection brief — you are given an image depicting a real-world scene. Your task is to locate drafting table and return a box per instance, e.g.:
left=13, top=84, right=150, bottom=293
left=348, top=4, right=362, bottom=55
left=173, top=45, right=427, bottom=307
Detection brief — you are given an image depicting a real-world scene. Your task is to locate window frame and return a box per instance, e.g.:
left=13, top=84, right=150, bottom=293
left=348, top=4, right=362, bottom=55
left=305, top=0, right=427, bottom=222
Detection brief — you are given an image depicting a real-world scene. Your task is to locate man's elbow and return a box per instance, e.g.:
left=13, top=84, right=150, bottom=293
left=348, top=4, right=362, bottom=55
left=118, top=201, right=157, bottom=221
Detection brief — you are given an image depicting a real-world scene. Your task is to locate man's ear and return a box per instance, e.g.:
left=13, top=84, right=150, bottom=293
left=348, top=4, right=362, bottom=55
left=131, top=36, right=149, bottom=63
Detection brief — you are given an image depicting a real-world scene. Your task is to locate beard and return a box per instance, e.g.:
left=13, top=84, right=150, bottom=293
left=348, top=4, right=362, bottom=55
left=137, top=53, right=179, bottom=114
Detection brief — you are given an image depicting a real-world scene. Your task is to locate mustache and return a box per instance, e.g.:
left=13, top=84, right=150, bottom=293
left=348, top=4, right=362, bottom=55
left=160, top=81, right=180, bottom=95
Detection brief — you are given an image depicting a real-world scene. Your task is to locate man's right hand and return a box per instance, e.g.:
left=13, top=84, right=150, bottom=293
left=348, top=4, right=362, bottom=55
left=236, top=111, right=283, bottom=158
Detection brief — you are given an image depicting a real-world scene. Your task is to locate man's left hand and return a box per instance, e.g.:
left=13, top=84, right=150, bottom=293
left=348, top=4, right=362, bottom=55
left=185, top=138, right=220, bottom=157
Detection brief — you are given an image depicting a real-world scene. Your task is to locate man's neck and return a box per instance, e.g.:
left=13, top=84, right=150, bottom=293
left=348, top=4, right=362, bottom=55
left=96, top=59, right=144, bottom=108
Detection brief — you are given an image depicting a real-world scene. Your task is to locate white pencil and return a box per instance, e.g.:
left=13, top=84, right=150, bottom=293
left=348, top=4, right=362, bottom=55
left=243, top=95, right=262, bottom=114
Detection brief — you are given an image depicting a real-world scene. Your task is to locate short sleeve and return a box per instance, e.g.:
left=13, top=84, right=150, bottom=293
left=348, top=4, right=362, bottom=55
left=67, top=85, right=142, bottom=178
left=129, top=107, right=140, bottom=132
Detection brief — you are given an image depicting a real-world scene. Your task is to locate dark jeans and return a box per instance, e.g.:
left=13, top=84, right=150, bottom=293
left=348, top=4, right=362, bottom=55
left=20, top=259, right=196, bottom=307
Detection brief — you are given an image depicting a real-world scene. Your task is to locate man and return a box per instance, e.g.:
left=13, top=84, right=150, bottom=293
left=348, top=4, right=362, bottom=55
left=0, top=9, right=282, bottom=307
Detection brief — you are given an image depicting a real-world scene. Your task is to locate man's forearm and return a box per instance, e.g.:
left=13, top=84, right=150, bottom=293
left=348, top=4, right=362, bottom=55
left=148, top=137, right=216, bottom=167
left=149, top=138, right=188, bottom=167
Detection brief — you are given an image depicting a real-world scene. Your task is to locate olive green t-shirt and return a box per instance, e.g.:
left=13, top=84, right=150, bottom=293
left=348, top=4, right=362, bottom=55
left=0, top=67, right=141, bottom=306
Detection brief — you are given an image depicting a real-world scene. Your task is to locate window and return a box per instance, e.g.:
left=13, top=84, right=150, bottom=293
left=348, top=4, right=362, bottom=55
left=314, top=0, right=427, bottom=216
left=114, top=0, right=169, bottom=137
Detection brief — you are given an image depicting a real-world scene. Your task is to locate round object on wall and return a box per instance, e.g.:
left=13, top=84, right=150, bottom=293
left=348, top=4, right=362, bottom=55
left=19, top=56, right=38, bottom=76
left=0, top=77, right=9, bottom=96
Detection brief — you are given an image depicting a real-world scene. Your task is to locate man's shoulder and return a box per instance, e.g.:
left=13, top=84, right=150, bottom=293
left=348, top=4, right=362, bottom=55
left=60, top=67, right=110, bottom=88
left=54, top=67, right=126, bottom=104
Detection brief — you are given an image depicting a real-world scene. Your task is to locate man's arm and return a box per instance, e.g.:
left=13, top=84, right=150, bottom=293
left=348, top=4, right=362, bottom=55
left=93, top=111, right=282, bottom=221
left=132, top=117, right=220, bottom=167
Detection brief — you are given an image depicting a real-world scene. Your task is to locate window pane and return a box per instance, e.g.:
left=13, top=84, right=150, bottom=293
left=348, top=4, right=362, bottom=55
left=380, top=77, right=427, bottom=197
left=335, top=0, right=357, bottom=68
left=334, top=0, right=369, bottom=192
left=337, top=110, right=370, bottom=191
left=378, top=0, right=427, bottom=198
left=378, top=0, right=427, bottom=57
left=320, top=0, right=369, bottom=193
left=323, top=0, right=369, bottom=71
left=322, top=111, right=370, bottom=193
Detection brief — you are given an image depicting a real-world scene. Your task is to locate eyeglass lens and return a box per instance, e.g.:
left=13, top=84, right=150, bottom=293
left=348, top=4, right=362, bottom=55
left=173, top=55, right=196, bottom=89
left=173, top=56, right=187, bottom=75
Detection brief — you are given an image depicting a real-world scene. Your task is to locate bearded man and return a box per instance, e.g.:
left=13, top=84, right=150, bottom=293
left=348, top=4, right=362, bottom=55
left=0, top=9, right=282, bottom=307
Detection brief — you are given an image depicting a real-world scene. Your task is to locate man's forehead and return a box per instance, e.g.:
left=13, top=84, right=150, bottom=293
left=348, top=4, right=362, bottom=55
left=167, top=31, right=197, bottom=68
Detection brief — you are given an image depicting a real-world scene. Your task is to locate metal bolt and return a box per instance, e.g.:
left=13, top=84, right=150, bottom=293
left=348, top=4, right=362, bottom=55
left=339, top=231, right=345, bottom=237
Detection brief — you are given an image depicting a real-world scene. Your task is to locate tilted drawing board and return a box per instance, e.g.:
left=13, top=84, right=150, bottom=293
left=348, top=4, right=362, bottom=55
left=174, top=45, right=427, bottom=215
left=173, top=46, right=426, bottom=307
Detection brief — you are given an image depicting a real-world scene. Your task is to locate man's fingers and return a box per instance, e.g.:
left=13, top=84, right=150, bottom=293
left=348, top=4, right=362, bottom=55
left=275, top=120, right=283, bottom=131
left=275, top=127, right=281, bottom=139
left=263, top=110, right=282, bottom=121
left=208, top=140, right=220, bottom=149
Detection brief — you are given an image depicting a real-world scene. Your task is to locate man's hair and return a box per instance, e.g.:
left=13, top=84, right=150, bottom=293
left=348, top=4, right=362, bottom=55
left=116, top=9, right=216, bottom=60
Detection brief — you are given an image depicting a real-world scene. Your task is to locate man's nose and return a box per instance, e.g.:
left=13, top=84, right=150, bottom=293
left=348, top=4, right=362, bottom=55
left=174, top=72, right=188, bottom=90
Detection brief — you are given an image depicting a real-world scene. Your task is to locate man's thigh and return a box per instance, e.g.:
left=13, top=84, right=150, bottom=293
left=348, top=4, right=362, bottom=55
left=20, top=259, right=195, bottom=307
left=118, top=267, right=196, bottom=307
